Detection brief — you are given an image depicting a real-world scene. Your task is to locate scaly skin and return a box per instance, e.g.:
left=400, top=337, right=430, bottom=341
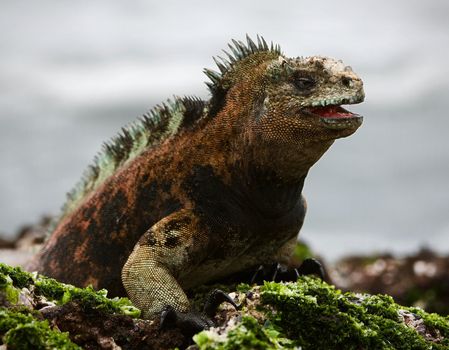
left=29, top=36, right=364, bottom=318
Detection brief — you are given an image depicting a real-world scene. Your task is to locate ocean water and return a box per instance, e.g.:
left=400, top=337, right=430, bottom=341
left=1, top=0, right=448, bottom=261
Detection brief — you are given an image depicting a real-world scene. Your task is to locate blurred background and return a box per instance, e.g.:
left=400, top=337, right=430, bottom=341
left=1, top=0, right=448, bottom=262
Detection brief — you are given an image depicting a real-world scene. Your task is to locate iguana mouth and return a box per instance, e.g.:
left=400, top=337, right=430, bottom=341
left=304, top=104, right=363, bottom=130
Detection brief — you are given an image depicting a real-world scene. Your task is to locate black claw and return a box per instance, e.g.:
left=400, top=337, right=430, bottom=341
left=160, top=305, right=214, bottom=335
left=248, top=260, right=324, bottom=284
left=250, top=263, right=298, bottom=283
left=159, top=289, right=239, bottom=336
left=203, top=289, right=239, bottom=317
left=297, top=258, right=325, bottom=280
left=272, top=263, right=301, bottom=282
left=271, top=263, right=281, bottom=281
left=160, top=305, right=177, bottom=330
left=250, top=264, right=265, bottom=284
left=250, top=263, right=279, bottom=284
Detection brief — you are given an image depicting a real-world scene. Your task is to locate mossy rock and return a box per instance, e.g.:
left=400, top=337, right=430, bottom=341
left=0, top=263, right=141, bottom=349
left=0, top=307, right=80, bottom=350
left=195, top=277, right=449, bottom=350
left=0, top=263, right=139, bottom=317
left=1, top=262, right=449, bottom=349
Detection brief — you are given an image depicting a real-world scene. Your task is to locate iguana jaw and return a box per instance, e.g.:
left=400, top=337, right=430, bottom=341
left=303, top=96, right=364, bottom=130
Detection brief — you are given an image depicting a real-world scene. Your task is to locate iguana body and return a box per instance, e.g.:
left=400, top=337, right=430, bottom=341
left=29, top=36, right=364, bottom=318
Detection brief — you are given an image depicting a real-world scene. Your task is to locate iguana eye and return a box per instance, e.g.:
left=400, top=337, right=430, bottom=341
left=293, top=76, right=316, bottom=91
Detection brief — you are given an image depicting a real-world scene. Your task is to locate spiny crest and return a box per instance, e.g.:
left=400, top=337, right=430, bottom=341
left=53, top=36, right=279, bottom=229
left=58, top=97, right=206, bottom=222
left=204, top=35, right=282, bottom=94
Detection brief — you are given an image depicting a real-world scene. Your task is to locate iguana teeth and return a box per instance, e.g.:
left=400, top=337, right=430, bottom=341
left=308, top=94, right=364, bottom=109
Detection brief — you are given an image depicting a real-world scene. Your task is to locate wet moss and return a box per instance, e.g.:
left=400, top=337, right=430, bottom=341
left=412, top=308, right=449, bottom=339
left=0, top=263, right=141, bottom=349
left=0, top=307, right=80, bottom=349
left=0, top=274, right=19, bottom=304
left=0, top=264, right=33, bottom=289
left=2, top=262, right=449, bottom=349
left=195, top=277, right=449, bottom=349
left=35, top=277, right=140, bottom=317
left=194, top=316, right=295, bottom=349
left=0, top=263, right=140, bottom=318
left=261, top=277, right=439, bottom=349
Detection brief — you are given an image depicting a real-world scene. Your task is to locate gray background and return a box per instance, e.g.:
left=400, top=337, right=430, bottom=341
left=1, top=0, right=448, bottom=260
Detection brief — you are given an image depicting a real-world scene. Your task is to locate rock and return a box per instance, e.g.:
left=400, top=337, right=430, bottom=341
left=0, top=263, right=187, bottom=349
left=330, top=248, right=449, bottom=315
left=2, top=263, right=449, bottom=349
left=0, top=215, right=50, bottom=268
left=194, top=279, right=449, bottom=349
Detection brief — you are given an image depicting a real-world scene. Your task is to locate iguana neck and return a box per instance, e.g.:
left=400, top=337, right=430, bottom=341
left=201, top=74, right=336, bottom=217
left=240, top=167, right=307, bottom=218
left=233, top=140, right=330, bottom=217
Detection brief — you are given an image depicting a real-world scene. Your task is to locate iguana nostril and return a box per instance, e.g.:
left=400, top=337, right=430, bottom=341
left=342, top=77, right=353, bottom=88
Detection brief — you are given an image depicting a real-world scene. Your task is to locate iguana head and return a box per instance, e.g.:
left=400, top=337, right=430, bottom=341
left=206, top=36, right=364, bottom=143
left=205, top=36, right=365, bottom=178
left=264, top=55, right=364, bottom=138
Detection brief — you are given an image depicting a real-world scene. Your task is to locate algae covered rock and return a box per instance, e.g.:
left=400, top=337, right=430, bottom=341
left=0, top=264, right=83, bottom=349
left=0, top=263, right=180, bottom=349
left=0, top=262, right=194, bottom=349
left=331, top=249, right=449, bottom=316
left=0, top=263, right=139, bottom=317
left=1, top=262, right=449, bottom=349
left=0, top=307, right=81, bottom=350
left=194, top=277, right=449, bottom=349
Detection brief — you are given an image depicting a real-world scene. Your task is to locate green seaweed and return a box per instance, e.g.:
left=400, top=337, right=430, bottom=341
left=0, top=274, right=19, bottom=304
left=261, top=277, right=448, bottom=349
left=194, top=316, right=295, bottom=350
left=412, top=307, right=449, bottom=339
left=0, top=263, right=141, bottom=348
left=2, top=262, right=449, bottom=349
left=195, top=277, right=449, bottom=350
left=0, top=264, right=33, bottom=289
left=0, top=263, right=140, bottom=318
left=0, top=308, right=80, bottom=349
left=35, top=277, right=140, bottom=317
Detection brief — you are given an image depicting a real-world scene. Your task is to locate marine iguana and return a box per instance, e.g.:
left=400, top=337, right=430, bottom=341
left=29, top=36, right=364, bottom=322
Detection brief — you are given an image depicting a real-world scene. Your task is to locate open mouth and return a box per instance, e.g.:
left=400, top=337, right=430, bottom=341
left=304, top=104, right=363, bottom=130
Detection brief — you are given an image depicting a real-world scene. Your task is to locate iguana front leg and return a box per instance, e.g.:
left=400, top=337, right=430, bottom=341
left=121, top=209, right=206, bottom=318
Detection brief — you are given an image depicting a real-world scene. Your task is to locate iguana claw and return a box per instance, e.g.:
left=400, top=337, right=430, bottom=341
left=296, top=258, right=325, bottom=280
left=160, top=289, right=239, bottom=334
left=203, top=289, right=240, bottom=317
left=160, top=305, right=213, bottom=335
left=250, top=258, right=325, bottom=284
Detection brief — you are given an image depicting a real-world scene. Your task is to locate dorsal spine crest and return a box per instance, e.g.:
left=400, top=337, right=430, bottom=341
left=59, top=97, right=206, bottom=222
left=55, top=35, right=281, bottom=227
left=204, top=35, right=282, bottom=95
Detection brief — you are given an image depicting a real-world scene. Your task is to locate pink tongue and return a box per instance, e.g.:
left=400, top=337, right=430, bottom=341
left=311, top=106, right=354, bottom=118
